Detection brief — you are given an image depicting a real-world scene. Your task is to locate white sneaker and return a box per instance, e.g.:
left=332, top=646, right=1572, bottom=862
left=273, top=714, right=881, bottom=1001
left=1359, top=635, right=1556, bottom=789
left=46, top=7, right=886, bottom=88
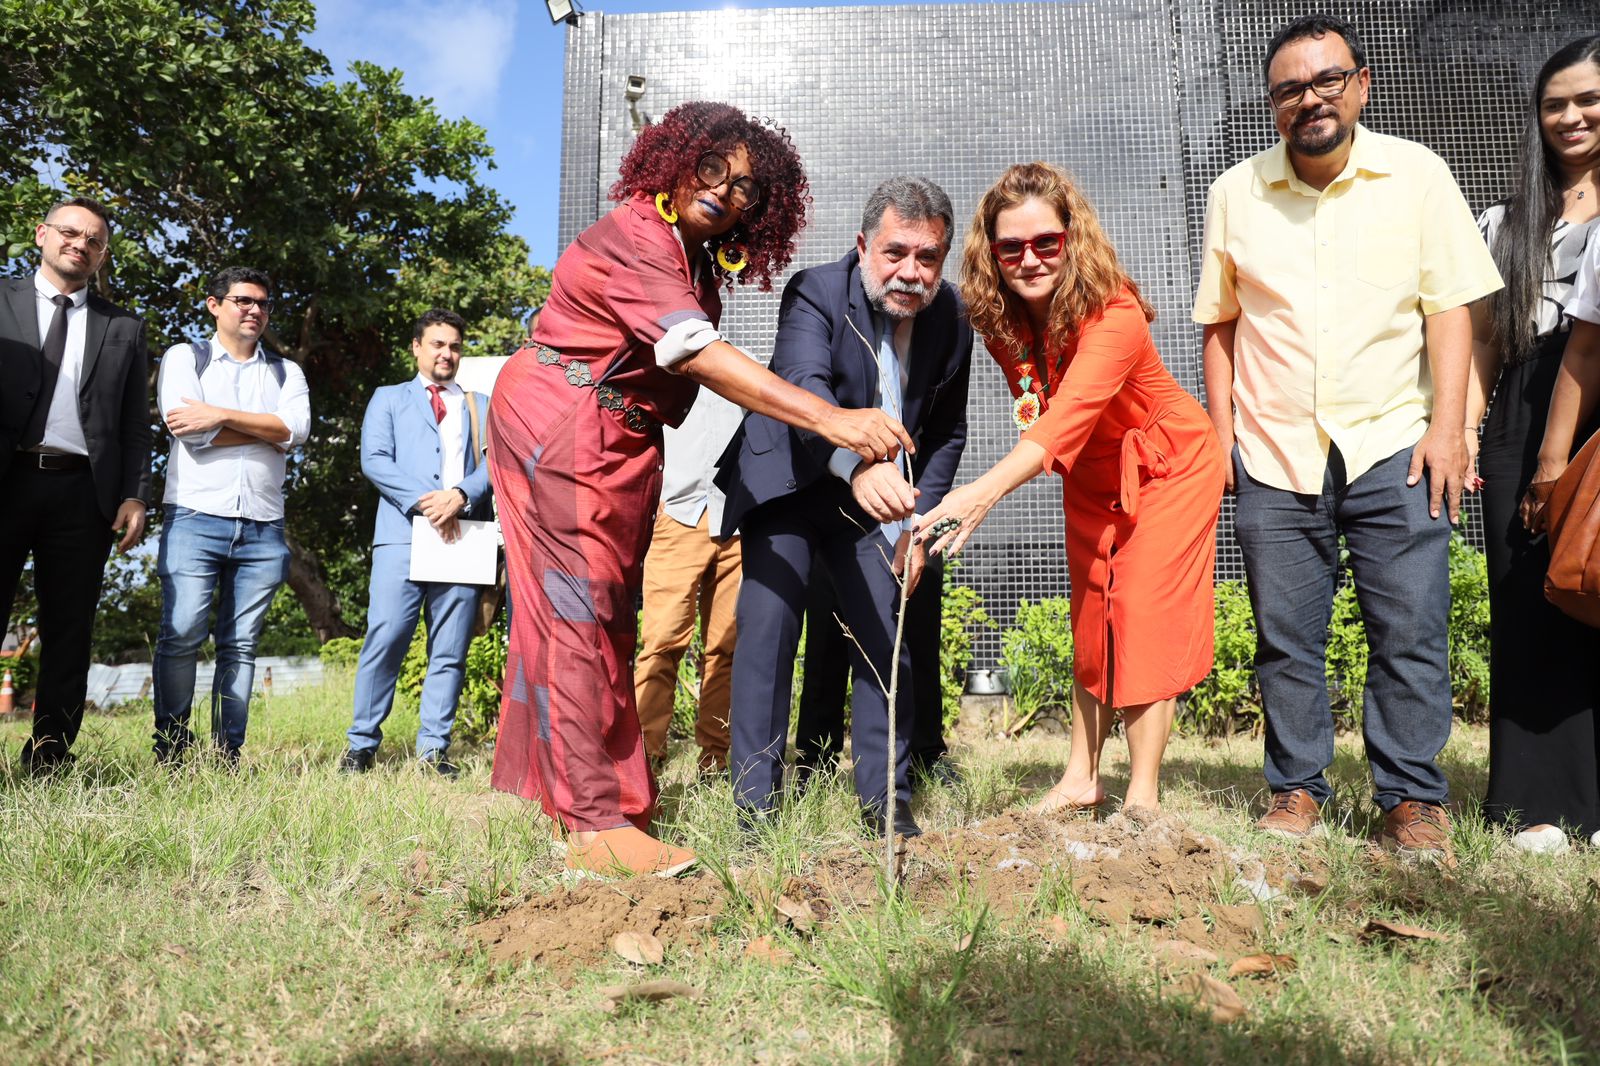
left=1512, top=825, right=1570, bottom=855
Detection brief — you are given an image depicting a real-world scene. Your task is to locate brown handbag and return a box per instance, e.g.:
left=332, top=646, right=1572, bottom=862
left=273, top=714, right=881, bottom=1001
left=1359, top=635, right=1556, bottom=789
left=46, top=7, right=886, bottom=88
left=1541, top=428, right=1600, bottom=627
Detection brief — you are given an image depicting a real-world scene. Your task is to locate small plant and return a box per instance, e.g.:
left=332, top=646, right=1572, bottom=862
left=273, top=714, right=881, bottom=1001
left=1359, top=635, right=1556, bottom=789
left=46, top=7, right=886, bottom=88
left=318, top=636, right=362, bottom=670
left=1179, top=581, right=1259, bottom=735
left=938, top=562, right=995, bottom=733
left=999, top=598, right=1074, bottom=735
left=1447, top=533, right=1491, bottom=722
left=1324, top=573, right=1368, bottom=732
left=457, top=618, right=508, bottom=743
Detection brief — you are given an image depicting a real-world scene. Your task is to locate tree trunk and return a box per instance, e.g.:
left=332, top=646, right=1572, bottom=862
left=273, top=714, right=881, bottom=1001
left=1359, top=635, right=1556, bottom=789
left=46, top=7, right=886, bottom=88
left=283, top=532, right=355, bottom=642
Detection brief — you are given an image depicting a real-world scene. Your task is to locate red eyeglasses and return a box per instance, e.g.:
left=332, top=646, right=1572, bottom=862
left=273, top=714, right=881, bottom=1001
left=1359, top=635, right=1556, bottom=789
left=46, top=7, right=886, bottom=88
left=991, top=231, right=1067, bottom=265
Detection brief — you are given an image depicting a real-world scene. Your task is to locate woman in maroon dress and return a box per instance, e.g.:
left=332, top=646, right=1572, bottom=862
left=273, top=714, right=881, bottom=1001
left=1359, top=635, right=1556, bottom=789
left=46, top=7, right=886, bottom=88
left=488, top=101, right=911, bottom=877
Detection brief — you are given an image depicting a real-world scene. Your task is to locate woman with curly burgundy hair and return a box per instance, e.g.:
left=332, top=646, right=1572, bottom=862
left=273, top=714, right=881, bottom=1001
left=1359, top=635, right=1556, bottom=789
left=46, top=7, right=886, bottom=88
left=487, top=101, right=912, bottom=877
left=915, top=163, right=1224, bottom=814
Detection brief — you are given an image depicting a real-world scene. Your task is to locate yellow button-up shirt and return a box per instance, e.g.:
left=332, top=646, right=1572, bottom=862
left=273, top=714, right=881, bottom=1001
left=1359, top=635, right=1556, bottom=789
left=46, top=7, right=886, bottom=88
left=1192, top=125, right=1503, bottom=494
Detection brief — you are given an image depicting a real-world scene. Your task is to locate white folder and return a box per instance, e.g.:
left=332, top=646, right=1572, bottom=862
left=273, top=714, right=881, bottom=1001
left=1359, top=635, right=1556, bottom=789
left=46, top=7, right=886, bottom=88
left=408, top=517, right=500, bottom=585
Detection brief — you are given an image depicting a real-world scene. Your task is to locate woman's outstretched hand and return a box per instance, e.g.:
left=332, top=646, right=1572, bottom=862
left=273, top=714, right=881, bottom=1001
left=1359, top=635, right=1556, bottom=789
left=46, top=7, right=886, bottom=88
left=911, top=480, right=995, bottom=558
left=820, top=407, right=915, bottom=466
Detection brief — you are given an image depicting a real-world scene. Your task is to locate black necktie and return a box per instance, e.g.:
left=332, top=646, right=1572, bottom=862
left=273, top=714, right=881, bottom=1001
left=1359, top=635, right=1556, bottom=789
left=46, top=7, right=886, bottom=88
left=21, top=294, right=73, bottom=448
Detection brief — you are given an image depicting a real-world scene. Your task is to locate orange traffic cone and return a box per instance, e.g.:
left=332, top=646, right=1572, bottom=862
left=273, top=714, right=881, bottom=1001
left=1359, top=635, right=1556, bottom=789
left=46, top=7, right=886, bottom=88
left=0, top=669, right=14, bottom=716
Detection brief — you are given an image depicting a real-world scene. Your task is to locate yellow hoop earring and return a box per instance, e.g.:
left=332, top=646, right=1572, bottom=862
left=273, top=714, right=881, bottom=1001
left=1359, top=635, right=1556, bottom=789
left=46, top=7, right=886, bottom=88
left=716, top=243, right=749, bottom=274
left=655, top=193, right=678, bottom=224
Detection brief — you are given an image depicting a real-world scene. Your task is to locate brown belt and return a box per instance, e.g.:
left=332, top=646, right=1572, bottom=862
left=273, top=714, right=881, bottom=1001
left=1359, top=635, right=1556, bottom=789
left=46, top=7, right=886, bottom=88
left=534, top=345, right=657, bottom=432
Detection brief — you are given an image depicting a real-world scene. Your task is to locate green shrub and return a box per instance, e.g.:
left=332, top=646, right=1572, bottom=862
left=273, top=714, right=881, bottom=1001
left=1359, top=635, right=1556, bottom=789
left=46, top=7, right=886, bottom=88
left=1179, top=581, right=1259, bottom=735
left=939, top=564, right=995, bottom=732
left=999, top=598, right=1074, bottom=732
left=1448, top=533, right=1491, bottom=721
left=1324, top=576, right=1368, bottom=731
left=457, top=617, right=508, bottom=743
left=318, top=637, right=363, bottom=670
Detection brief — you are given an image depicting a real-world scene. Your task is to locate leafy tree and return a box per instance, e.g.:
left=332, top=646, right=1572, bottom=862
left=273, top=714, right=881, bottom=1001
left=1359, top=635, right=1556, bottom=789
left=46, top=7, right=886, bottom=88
left=2, top=0, right=550, bottom=641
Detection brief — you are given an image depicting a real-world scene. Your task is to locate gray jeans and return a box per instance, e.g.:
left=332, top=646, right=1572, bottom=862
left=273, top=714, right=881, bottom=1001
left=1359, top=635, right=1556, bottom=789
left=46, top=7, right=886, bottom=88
left=1233, top=444, right=1452, bottom=811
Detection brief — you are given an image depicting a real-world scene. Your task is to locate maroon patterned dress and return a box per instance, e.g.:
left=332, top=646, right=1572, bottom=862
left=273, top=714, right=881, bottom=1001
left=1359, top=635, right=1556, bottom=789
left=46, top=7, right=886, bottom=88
left=488, top=193, right=722, bottom=832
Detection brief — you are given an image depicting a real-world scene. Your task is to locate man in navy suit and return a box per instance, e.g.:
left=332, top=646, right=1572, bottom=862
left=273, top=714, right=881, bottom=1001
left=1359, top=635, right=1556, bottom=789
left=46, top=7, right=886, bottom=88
left=340, top=309, right=493, bottom=777
left=0, top=197, right=151, bottom=774
left=717, top=177, right=972, bottom=837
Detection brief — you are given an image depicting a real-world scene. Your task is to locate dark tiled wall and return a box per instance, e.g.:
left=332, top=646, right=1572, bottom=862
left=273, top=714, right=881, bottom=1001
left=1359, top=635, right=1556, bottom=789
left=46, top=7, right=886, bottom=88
left=560, top=1, right=1590, bottom=666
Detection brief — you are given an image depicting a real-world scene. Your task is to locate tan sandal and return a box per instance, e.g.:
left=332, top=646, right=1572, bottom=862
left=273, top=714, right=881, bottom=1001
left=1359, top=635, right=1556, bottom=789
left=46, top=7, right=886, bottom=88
left=563, top=826, right=698, bottom=879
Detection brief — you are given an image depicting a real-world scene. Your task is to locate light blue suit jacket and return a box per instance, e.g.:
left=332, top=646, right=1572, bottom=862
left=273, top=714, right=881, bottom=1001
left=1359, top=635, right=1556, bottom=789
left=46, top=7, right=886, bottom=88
left=362, top=379, right=493, bottom=546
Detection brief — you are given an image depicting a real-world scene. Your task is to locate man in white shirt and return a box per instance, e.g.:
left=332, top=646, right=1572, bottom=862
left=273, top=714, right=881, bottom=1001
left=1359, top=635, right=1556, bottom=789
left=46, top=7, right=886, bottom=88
left=0, top=196, right=152, bottom=774
left=153, top=266, right=311, bottom=765
left=340, top=309, right=492, bottom=777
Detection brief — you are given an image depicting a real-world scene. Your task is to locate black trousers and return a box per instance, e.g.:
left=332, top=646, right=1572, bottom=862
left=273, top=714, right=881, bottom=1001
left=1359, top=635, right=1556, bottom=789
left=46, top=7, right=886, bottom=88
left=0, top=462, right=114, bottom=760
left=1479, top=335, right=1600, bottom=838
left=794, top=542, right=948, bottom=770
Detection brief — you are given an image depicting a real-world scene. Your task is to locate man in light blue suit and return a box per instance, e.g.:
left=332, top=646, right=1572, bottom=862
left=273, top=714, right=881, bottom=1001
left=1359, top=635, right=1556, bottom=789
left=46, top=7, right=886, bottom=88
left=340, top=309, right=493, bottom=777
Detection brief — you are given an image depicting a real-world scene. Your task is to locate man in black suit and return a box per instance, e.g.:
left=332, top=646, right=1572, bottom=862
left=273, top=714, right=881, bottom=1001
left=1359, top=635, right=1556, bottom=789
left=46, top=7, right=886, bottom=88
left=717, top=177, right=972, bottom=837
left=0, top=196, right=152, bottom=773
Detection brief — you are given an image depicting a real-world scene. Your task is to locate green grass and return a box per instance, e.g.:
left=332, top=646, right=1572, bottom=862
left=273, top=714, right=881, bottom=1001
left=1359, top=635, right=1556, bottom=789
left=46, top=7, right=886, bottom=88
left=1, top=678, right=1596, bottom=1064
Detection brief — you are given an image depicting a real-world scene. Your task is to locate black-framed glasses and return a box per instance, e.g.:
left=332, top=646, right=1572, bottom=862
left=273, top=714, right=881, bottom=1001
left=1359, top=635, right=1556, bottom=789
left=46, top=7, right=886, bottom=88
left=41, top=222, right=108, bottom=254
left=219, top=295, right=273, bottom=312
left=695, top=151, right=764, bottom=211
left=991, top=231, right=1067, bottom=266
left=1266, top=66, right=1363, bottom=111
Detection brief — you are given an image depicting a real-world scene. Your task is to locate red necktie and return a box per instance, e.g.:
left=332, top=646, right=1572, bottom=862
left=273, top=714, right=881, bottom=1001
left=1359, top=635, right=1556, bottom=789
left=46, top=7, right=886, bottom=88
left=427, top=384, right=446, bottom=424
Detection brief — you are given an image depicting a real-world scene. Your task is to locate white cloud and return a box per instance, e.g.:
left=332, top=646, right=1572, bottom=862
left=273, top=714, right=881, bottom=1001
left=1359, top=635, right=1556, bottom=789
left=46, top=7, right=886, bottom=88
left=311, top=0, right=518, bottom=120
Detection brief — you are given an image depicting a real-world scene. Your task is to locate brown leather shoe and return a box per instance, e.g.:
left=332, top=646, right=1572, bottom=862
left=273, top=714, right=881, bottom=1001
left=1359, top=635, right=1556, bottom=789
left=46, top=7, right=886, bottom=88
left=1255, top=789, right=1326, bottom=839
left=1379, top=801, right=1453, bottom=863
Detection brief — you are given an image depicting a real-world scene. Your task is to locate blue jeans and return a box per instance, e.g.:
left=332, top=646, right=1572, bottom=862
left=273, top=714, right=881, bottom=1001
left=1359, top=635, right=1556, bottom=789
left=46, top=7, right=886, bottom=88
left=153, top=508, right=290, bottom=754
left=347, top=543, right=480, bottom=759
left=1233, top=445, right=1452, bottom=811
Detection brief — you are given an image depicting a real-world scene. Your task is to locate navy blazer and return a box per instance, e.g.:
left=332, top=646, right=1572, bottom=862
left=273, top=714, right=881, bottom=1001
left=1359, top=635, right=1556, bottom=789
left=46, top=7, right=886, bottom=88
left=0, top=277, right=152, bottom=521
left=361, top=379, right=494, bottom=546
left=716, top=249, right=972, bottom=537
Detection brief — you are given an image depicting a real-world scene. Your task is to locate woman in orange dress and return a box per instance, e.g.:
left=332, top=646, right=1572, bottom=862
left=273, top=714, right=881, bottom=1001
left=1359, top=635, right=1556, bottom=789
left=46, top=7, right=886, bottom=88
left=915, top=163, right=1225, bottom=812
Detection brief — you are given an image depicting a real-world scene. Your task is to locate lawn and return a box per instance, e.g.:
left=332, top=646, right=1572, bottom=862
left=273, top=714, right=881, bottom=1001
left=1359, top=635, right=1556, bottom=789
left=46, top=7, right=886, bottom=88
left=0, top=676, right=1594, bottom=1064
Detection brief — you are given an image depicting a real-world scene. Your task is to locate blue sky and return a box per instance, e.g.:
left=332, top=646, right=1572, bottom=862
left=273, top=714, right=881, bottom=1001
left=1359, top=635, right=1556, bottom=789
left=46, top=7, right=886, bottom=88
left=308, top=0, right=1028, bottom=268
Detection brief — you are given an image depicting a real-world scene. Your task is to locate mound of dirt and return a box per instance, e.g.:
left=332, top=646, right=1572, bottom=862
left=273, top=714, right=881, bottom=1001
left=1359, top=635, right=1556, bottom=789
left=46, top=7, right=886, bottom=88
left=469, top=809, right=1298, bottom=975
left=469, top=875, right=729, bottom=977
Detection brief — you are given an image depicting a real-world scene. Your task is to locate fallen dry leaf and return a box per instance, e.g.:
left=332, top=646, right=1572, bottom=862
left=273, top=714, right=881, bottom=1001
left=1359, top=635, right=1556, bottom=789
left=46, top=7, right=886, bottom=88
left=161, top=943, right=192, bottom=960
left=1361, top=918, right=1446, bottom=943
left=1228, top=953, right=1297, bottom=978
left=1170, top=973, right=1247, bottom=1023
left=744, top=935, right=793, bottom=967
left=404, top=848, right=431, bottom=884
left=774, top=895, right=816, bottom=933
left=956, top=932, right=975, bottom=952
left=612, top=930, right=665, bottom=966
left=598, top=979, right=699, bottom=1010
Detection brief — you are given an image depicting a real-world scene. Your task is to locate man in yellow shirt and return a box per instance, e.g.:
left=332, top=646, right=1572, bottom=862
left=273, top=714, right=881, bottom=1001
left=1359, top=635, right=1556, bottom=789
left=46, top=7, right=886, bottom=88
left=1194, top=14, right=1502, bottom=863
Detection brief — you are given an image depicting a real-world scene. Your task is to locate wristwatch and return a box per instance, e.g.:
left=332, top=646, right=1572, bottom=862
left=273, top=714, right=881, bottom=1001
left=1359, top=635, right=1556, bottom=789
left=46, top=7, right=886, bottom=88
left=454, top=487, right=470, bottom=511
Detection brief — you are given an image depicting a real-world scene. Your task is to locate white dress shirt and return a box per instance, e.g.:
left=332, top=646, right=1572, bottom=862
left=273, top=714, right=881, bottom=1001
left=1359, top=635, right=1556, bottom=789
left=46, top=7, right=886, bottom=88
left=31, top=272, right=91, bottom=456
left=418, top=374, right=468, bottom=489
left=158, top=334, right=312, bottom=521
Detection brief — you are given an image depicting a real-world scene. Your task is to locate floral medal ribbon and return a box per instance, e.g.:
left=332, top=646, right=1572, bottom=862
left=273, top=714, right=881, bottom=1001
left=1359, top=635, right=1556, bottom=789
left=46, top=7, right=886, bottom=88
left=1012, top=359, right=1045, bottom=430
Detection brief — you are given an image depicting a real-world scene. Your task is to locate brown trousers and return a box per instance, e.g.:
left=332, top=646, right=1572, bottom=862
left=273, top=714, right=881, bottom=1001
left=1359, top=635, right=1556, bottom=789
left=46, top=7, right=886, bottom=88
left=633, top=511, right=739, bottom=768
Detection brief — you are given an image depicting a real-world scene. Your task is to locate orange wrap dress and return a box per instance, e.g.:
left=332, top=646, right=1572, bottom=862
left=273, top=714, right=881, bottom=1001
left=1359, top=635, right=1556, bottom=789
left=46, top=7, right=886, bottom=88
left=1000, top=287, right=1226, bottom=705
